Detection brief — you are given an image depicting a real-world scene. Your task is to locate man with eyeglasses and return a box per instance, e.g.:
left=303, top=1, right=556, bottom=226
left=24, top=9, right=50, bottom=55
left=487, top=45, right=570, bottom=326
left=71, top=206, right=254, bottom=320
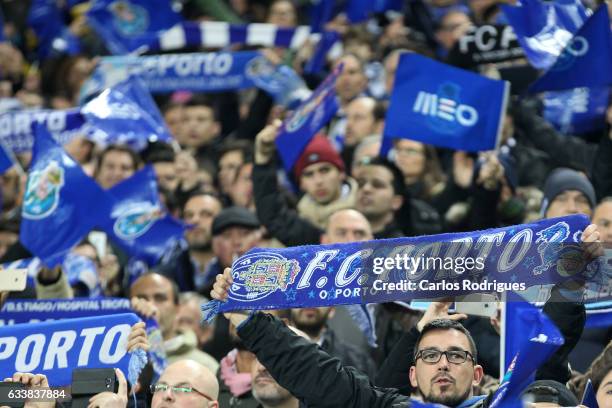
left=210, top=270, right=487, bottom=408
left=151, top=359, right=220, bottom=408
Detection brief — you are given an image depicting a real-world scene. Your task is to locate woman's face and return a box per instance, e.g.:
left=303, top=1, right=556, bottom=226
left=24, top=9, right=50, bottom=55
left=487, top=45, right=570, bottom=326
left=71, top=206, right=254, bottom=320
left=597, top=370, right=612, bottom=408
left=394, top=139, right=426, bottom=180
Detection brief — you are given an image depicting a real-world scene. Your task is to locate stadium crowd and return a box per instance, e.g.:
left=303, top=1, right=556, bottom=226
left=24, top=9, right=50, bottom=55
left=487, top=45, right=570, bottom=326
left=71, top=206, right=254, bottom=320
left=0, top=0, right=610, bottom=407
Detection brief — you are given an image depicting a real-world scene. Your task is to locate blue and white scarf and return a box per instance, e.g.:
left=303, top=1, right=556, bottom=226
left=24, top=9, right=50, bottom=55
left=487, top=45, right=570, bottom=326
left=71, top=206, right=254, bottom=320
left=202, top=215, right=601, bottom=322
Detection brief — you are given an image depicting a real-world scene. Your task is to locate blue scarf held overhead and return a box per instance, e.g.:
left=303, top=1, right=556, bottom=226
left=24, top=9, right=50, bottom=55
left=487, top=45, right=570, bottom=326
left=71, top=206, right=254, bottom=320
left=202, top=215, right=602, bottom=322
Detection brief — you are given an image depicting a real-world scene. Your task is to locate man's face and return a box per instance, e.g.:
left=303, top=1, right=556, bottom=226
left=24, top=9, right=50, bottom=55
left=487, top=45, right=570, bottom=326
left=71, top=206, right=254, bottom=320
left=251, top=358, right=294, bottom=406
left=345, top=98, right=377, bottom=147
left=593, top=201, right=612, bottom=243
left=152, top=362, right=217, bottom=408
left=356, top=165, right=402, bottom=219
left=335, top=55, right=367, bottom=106
left=184, top=106, right=218, bottom=148
left=435, top=11, right=472, bottom=50
left=130, top=275, right=176, bottom=338
left=299, top=162, right=344, bottom=205
left=212, top=226, right=260, bottom=268
left=218, top=150, right=244, bottom=195
left=410, top=329, right=483, bottom=407
left=154, top=161, right=179, bottom=192
left=176, top=301, right=212, bottom=347
left=545, top=190, right=592, bottom=219
left=164, top=106, right=187, bottom=145
left=290, top=307, right=333, bottom=338
left=596, top=370, right=612, bottom=408
left=183, top=195, right=222, bottom=251
left=97, top=150, right=135, bottom=189
left=267, top=0, right=296, bottom=27
left=322, top=211, right=373, bottom=244
left=351, top=141, right=382, bottom=177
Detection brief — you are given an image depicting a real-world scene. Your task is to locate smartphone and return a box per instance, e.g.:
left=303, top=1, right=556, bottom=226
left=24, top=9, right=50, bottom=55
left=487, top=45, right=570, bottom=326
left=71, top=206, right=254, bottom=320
left=454, top=294, right=498, bottom=318
left=0, top=382, right=26, bottom=408
left=71, top=368, right=118, bottom=408
left=0, top=268, right=28, bottom=292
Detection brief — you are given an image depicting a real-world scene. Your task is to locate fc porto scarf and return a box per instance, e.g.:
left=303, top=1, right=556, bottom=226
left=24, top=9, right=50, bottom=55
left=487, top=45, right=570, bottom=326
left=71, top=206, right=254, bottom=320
left=202, top=215, right=601, bottom=322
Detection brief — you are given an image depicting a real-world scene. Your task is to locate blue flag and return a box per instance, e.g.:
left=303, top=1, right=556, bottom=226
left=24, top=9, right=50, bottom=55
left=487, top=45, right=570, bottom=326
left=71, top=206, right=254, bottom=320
left=582, top=379, right=599, bottom=408
left=543, top=87, right=610, bottom=134
left=493, top=300, right=564, bottom=408
left=310, top=0, right=335, bottom=32
left=81, top=79, right=173, bottom=152
left=86, top=0, right=182, bottom=54
left=347, top=0, right=403, bottom=23
left=501, top=0, right=589, bottom=69
left=529, top=5, right=612, bottom=93
left=20, top=124, right=111, bottom=267
left=275, top=65, right=342, bottom=173
left=202, top=215, right=598, bottom=321
left=381, top=53, right=509, bottom=155
left=0, top=109, right=85, bottom=153
left=27, top=0, right=82, bottom=59
left=0, top=142, right=15, bottom=174
left=104, top=166, right=185, bottom=265
left=0, top=313, right=142, bottom=386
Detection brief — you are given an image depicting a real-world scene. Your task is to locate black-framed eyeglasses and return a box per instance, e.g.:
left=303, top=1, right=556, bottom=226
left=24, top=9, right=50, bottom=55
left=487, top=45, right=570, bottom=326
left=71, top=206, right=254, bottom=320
left=415, top=348, right=474, bottom=365
left=150, top=383, right=214, bottom=401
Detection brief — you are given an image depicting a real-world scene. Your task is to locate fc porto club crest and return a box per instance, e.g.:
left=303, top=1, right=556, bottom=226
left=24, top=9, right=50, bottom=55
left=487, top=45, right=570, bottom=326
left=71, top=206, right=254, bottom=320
left=229, top=252, right=301, bottom=302
left=22, top=161, right=65, bottom=220
left=113, top=203, right=163, bottom=240
left=109, top=0, right=149, bottom=37
left=245, top=57, right=282, bottom=92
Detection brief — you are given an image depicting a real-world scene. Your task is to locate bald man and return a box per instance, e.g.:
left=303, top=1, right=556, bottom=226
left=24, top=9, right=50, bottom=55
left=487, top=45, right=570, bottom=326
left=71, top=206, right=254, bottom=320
left=130, top=273, right=219, bottom=374
left=152, top=360, right=220, bottom=408
left=289, top=209, right=376, bottom=377
left=345, top=97, right=380, bottom=148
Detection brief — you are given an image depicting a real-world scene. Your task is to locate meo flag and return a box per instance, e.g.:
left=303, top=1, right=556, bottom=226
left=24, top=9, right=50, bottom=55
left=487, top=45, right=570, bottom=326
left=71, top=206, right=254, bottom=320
left=381, top=53, right=509, bottom=155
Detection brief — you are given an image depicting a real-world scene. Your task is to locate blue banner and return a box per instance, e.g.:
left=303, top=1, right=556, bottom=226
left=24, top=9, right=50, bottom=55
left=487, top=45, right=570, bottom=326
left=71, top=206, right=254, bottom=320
left=381, top=53, right=509, bottom=155
left=275, top=65, right=342, bottom=173
left=202, top=215, right=602, bottom=320
left=529, top=5, right=612, bottom=93
left=0, top=109, right=85, bottom=153
left=493, top=300, right=564, bottom=408
left=543, top=87, right=609, bottom=134
left=0, top=298, right=132, bottom=325
left=0, top=298, right=168, bottom=379
left=81, top=79, right=173, bottom=152
left=104, top=166, right=185, bottom=265
left=0, top=313, right=142, bottom=386
left=86, top=0, right=182, bottom=54
left=501, top=0, right=589, bottom=69
left=20, top=124, right=112, bottom=267
left=80, top=51, right=310, bottom=106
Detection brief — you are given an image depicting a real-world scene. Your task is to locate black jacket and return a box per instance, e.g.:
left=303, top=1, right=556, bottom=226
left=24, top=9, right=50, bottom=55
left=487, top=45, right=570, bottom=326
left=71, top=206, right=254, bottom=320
left=238, top=313, right=410, bottom=407
left=321, top=328, right=377, bottom=378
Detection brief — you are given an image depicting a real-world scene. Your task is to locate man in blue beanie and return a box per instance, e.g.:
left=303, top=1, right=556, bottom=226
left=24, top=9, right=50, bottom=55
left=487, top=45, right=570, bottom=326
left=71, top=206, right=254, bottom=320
left=541, top=167, right=596, bottom=219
